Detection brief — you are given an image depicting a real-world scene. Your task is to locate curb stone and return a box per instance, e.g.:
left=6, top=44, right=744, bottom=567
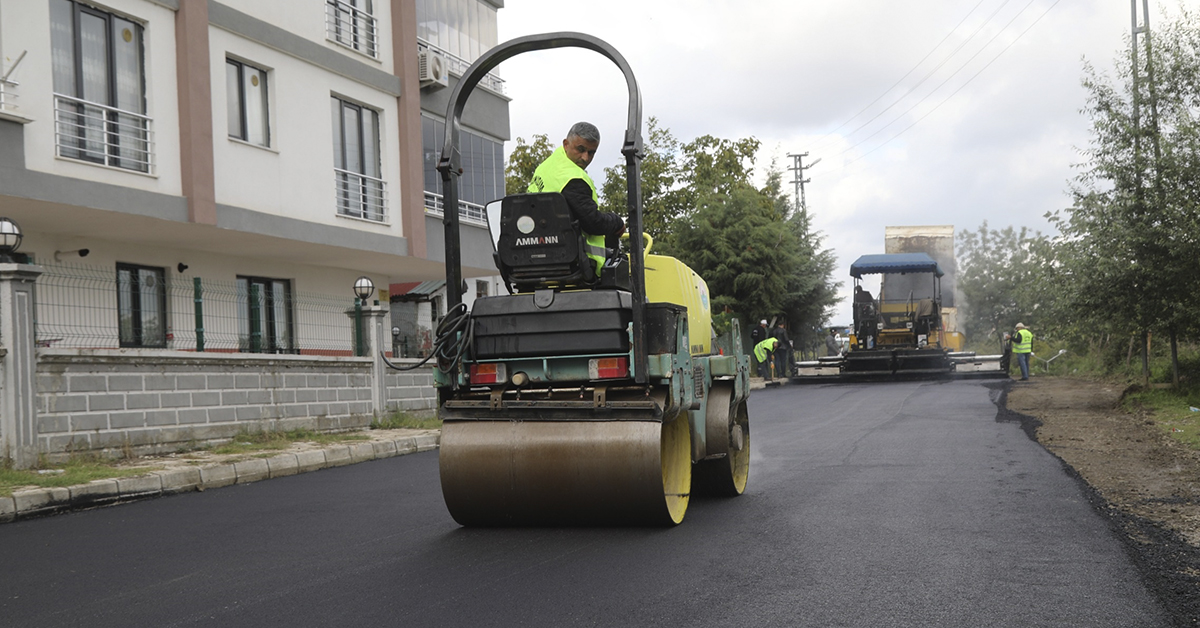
left=2, top=432, right=441, bottom=523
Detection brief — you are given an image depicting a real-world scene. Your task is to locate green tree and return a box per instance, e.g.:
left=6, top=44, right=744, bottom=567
left=956, top=222, right=1053, bottom=347
left=599, top=118, right=689, bottom=248
left=504, top=134, right=553, bottom=195
left=1053, top=6, right=1200, bottom=383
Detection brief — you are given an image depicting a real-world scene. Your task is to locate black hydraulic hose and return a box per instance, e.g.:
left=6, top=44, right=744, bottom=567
left=381, top=303, right=473, bottom=379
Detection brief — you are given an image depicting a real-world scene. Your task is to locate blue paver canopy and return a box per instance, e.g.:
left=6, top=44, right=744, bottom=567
left=850, top=253, right=944, bottom=278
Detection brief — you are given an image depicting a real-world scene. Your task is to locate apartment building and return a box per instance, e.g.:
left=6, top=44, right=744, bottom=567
left=0, top=0, right=507, bottom=466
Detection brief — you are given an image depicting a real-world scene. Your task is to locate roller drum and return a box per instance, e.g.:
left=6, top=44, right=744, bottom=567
left=440, top=415, right=692, bottom=526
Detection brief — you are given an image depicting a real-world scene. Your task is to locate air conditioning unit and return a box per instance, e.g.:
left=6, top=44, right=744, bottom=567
left=417, top=50, right=448, bottom=89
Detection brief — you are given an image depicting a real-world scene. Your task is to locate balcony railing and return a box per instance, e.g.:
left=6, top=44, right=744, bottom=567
left=423, top=191, right=487, bottom=226
left=326, top=0, right=378, bottom=58
left=54, top=93, right=154, bottom=174
left=336, top=168, right=387, bottom=223
left=417, top=41, right=506, bottom=95
left=0, top=78, right=17, bottom=113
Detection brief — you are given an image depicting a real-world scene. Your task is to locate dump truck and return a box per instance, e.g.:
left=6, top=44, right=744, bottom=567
left=424, top=32, right=752, bottom=526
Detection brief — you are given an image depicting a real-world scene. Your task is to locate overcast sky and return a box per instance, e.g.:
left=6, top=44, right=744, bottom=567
left=493, top=1, right=1196, bottom=324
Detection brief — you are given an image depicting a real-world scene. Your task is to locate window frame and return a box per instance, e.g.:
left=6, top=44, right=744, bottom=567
left=237, top=276, right=296, bottom=354
left=326, top=0, right=377, bottom=58
left=225, top=57, right=270, bottom=147
left=50, top=0, right=151, bottom=173
left=116, top=262, right=167, bottom=349
left=331, top=95, right=385, bottom=222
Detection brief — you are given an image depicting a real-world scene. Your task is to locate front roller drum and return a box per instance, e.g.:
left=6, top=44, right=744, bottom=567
left=439, top=415, right=692, bottom=526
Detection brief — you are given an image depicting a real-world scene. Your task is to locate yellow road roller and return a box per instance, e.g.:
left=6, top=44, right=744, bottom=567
left=428, top=32, right=751, bottom=526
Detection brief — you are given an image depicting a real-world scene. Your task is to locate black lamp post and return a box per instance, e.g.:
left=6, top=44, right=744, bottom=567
left=0, top=217, right=23, bottom=263
left=353, top=276, right=374, bottom=357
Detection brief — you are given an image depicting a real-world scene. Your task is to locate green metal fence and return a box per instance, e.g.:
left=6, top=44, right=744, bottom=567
left=34, top=261, right=366, bottom=355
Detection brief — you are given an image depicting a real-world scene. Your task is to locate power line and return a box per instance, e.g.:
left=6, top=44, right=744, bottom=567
left=833, top=0, right=1044, bottom=159
left=813, top=0, right=992, bottom=146
left=813, top=0, right=1015, bottom=155
left=836, top=0, right=1063, bottom=170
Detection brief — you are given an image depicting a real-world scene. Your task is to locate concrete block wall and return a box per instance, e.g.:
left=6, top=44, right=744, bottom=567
left=35, top=350, right=438, bottom=461
left=383, top=367, right=437, bottom=412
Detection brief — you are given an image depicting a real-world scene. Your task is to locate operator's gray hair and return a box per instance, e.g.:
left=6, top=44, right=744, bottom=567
left=567, top=121, right=600, bottom=143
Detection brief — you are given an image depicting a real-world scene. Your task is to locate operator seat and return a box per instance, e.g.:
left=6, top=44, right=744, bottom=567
left=494, top=193, right=630, bottom=293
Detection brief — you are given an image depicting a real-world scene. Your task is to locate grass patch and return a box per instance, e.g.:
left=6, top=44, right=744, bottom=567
left=0, top=459, right=155, bottom=498
left=207, top=429, right=369, bottom=455
left=1123, top=386, right=1200, bottom=451
left=371, top=411, right=442, bottom=431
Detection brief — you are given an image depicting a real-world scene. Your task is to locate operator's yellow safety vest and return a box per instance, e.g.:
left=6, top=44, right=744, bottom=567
left=527, top=146, right=608, bottom=273
left=1013, top=329, right=1033, bottom=354
left=754, top=337, right=779, bottom=362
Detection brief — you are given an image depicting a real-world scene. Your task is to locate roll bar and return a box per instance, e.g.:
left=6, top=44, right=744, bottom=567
left=436, top=32, right=649, bottom=384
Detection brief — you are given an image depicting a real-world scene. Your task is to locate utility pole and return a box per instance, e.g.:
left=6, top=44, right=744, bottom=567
left=786, top=152, right=821, bottom=227
left=1130, top=0, right=1163, bottom=388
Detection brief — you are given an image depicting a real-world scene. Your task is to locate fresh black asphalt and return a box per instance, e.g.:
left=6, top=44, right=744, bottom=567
left=0, top=379, right=1169, bottom=626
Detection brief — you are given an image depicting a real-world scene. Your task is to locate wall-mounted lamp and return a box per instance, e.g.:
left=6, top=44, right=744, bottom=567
left=0, top=217, right=23, bottom=262
left=177, top=263, right=189, bottom=273
left=353, top=276, right=374, bottom=302
left=53, top=248, right=89, bottom=262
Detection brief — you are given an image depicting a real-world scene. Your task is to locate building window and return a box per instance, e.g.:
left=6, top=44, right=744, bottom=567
left=332, top=96, right=386, bottom=222
left=237, top=277, right=295, bottom=354
left=226, top=58, right=269, bottom=147
left=476, top=280, right=488, bottom=299
left=326, top=0, right=377, bottom=58
left=50, top=0, right=152, bottom=173
left=421, top=115, right=503, bottom=224
left=116, top=263, right=166, bottom=348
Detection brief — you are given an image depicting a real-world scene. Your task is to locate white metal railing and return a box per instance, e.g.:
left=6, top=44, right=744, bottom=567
left=0, top=78, right=17, bottom=113
left=335, top=168, right=387, bottom=222
left=424, top=191, right=487, bottom=226
left=326, top=0, right=378, bottom=58
left=54, top=93, right=154, bottom=174
left=417, top=41, right=506, bottom=95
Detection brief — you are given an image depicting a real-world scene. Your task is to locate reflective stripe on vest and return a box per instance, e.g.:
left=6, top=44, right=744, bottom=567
left=528, top=146, right=606, bottom=273
left=1013, top=329, right=1032, bottom=353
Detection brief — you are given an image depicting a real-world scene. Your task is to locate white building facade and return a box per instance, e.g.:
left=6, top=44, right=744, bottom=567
left=0, top=0, right=507, bottom=466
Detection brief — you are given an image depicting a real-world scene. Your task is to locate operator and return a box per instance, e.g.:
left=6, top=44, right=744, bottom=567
left=754, top=336, right=779, bottom=382
left=1012, top=322, right=1033, bottom=381
left=527, top=122, right=626, bottom=275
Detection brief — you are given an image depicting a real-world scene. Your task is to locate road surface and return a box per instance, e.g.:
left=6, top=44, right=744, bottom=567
left=0, top=379, right=1168, bottom=626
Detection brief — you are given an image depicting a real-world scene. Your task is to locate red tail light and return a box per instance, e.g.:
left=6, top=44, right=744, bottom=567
left=469, top=363, right=506, bottom=385
left=589, top=357, right=628, bottom=380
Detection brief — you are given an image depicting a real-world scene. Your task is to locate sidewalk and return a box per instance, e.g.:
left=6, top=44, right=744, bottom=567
left=0, top=429, right=440, bottom=524
left=4, top=380, right=782, bottom=524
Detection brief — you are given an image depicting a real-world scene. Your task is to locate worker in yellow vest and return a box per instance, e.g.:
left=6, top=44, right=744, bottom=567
left=1012, top=322, right=1033, bottom=381
left=527, top=122, right=626, bottom=276
left=754, top=336, right=779, bottom=381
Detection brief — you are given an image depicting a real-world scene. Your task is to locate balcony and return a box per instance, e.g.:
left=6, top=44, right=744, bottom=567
left=335, top=168, right=387, bottom=223
left=423, top=191, right=487, bottom=226
left=417, top=42, right=506, bottom=96
left=0, top=77, right=18, bottom=114
left=54, top=94, right=154, bottom=174
left=325, top=0, right=378, bottom=58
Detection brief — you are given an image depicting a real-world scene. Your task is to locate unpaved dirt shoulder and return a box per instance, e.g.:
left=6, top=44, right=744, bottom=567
left=1004, top=377, right=1200, bottom=626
